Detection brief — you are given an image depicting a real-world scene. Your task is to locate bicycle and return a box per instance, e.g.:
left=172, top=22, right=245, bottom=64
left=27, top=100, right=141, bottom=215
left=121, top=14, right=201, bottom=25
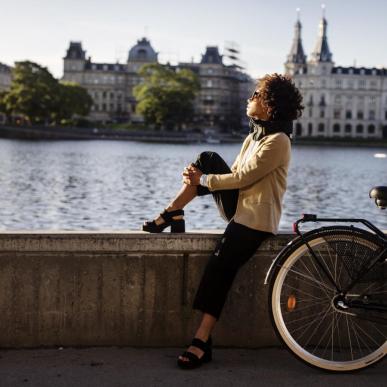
left=265, top=186, right=387, bottom=372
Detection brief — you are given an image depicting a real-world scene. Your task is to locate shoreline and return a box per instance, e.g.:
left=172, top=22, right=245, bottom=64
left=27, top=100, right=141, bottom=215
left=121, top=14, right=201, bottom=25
left=1, top=125, right=387, bottom=147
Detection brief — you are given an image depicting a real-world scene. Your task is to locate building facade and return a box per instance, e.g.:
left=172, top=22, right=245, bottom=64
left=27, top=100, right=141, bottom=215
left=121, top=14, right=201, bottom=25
left=63, top=39, right=253, bottom=130
left=0, top=62, right=12, bottom=123
left=286, top=15, right=387, bottom=139
left=178, top=47, right=253, bottom=131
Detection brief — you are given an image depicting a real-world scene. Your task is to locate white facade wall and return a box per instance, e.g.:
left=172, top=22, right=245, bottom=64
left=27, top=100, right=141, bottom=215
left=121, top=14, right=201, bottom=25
left=292, top=67, right=387, bottom=139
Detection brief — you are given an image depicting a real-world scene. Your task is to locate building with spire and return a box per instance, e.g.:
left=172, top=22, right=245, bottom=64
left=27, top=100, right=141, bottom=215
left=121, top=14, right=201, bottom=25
left=286, top=9, right=387, bottom=139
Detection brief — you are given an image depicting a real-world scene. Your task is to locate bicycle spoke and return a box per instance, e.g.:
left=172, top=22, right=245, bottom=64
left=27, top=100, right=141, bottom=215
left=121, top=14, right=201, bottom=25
left=283, top=265, right=335, bottom=293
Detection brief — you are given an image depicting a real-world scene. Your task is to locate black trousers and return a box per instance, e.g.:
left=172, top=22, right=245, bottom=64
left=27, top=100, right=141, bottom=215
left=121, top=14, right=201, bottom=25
left=192, top=151, right=272, bottom=320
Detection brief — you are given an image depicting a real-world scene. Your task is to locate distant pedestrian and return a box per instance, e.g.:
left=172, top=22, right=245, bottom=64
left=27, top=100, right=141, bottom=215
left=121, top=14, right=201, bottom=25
left=141, top=73, right=304, bottom=369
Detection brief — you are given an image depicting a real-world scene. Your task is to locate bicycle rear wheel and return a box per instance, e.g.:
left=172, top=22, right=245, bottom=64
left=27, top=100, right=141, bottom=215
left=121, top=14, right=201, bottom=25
left=269, top=226, right=386, bottom=372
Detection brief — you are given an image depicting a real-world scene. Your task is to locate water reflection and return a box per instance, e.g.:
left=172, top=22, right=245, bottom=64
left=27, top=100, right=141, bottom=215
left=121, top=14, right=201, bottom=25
left=0, top=139, right=386, bottom=231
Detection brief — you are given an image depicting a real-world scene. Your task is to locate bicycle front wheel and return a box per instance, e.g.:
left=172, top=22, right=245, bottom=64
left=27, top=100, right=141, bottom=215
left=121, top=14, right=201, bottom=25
left=269, top=226, right=386, bottom=372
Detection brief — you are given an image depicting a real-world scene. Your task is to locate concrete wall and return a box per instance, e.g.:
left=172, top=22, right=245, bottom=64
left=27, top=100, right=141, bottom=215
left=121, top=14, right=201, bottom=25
left=0, top=231, right=293, bottom=348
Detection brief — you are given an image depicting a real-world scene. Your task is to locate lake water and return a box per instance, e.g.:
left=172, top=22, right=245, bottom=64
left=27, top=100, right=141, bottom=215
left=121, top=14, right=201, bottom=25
left=0, top=138, right=386, bottom=231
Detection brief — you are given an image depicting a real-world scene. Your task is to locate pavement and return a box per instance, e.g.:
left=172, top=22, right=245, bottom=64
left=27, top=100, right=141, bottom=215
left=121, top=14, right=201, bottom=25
left=0, top=347, right=385, bottom=387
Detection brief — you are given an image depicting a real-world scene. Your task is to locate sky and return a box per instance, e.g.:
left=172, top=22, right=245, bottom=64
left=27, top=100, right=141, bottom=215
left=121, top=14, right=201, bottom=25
left=1, top=0, right=387, bottom=79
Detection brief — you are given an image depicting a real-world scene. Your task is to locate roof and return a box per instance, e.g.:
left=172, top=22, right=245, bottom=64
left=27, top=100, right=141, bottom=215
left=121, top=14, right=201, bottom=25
left=0, top=62, right=11, bottom=73
left=332, top=66, right=387, bottom=76
left=310, top=17, right=333, bottom=63
left=127, top=37, right=158, bottom=63
left=65, top=42, right=86, bottom=60
left=84, top=61, right=127, bottom=72
left=201, top=47, right=223, bottom=65
left=286, top=20, right=306, bottom=64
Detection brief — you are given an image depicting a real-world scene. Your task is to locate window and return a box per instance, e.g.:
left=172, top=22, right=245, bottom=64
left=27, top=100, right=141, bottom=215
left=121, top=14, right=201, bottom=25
left=102, top=103, right=106, bottom=111
left=308, top=123, right=313, bottom=136
left=385, top=110, right=387, bottom=120
left=334, top=95, right=342, bottom=104
left=345, top=124, right=352, bottom=133
left=333, top=123, right=341, bottom=133
left=334, top=109, right=341, bottom=119
left=206, top=80, right=213, bottom=87
left=335, top=79, right=342, bottom=88
left=208, top=69, right=213, bottom=74
left=320, top=109, right=325, bottom=118
left=102, top=91, right=107, bottom=99
left=368, top=124, right=376, bottom=134
left=369, top=110, right=375, bottom=120
left=359, top=80, right=366, bottom=89
left=357, top=110, right=364, bottom=119
left=347, top=80, right=354, bottom=88
left=356, top=124, right=364, bottom=133
left=309, top=108, right=313, bottom=118
left=295, top=123, right=302, bottom=136
left=318, top=123, right=325, bottom=132
left=110, top=92, right=114, bottom=99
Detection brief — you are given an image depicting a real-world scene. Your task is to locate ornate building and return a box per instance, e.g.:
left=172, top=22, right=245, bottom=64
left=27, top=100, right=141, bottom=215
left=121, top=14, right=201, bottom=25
left=63, top=39, right=253, bottom=130
left=286, top=13, right=387, bottom=139
left=63, top=38, right=158, bottom=123
left=178, top=46, right=253, bottom=131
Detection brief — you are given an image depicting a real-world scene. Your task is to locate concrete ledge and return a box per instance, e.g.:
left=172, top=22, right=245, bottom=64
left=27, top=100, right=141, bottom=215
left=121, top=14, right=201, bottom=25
left=0, top=231, right=293, bottom=348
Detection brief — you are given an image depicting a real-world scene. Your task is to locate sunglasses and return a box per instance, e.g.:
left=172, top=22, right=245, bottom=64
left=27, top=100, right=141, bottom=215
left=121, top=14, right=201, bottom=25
left=249, top=90, right=260, bottom=101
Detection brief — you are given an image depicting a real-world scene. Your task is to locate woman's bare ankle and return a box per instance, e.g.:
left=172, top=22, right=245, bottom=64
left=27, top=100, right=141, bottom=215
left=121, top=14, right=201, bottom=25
left=166, top=204, right=181, bottom=211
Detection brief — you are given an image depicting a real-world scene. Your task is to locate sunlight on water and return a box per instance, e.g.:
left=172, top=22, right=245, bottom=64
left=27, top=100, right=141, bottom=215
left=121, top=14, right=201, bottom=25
left=0, top=139, right=386, bottom=231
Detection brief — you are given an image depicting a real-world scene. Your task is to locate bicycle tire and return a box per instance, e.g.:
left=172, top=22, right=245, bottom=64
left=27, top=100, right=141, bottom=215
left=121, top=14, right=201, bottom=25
left=269, top=226, right=386, bottom=372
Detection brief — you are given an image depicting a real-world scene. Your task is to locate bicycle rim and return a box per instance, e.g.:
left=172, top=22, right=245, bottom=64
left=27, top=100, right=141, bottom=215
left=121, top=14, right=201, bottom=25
left=271, top=229, right=386, bottom=371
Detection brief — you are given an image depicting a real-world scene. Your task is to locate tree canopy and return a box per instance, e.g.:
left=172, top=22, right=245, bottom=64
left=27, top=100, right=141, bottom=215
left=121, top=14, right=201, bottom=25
left=133, top=64, right=200, bottom=130
left=0, top=61, right=92, bottom=125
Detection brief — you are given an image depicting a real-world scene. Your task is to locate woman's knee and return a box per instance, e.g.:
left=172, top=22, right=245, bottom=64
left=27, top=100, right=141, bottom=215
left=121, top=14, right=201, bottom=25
left=194, top=151, right=221, bottom=172
left=198, top=151, right=220, bottom=163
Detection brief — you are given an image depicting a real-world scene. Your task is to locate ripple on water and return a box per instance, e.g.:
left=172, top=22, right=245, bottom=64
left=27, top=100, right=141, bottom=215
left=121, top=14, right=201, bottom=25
left=0, top=139, right=386, bottom=231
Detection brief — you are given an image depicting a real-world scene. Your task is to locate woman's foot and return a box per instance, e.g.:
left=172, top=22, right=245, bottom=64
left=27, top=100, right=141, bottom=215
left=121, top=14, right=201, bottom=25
left=177, top=336, right=212, bottom=369
left=142, top=208, right=185, bottom=233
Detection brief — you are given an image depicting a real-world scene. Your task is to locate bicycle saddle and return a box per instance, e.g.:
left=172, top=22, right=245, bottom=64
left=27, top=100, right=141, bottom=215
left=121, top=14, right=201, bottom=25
left=369, top=186, right=387, bottom=209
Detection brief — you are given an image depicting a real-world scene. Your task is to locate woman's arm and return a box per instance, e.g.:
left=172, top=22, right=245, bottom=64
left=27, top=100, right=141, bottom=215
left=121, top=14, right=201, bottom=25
left=206, top=134, right=289, bottom=191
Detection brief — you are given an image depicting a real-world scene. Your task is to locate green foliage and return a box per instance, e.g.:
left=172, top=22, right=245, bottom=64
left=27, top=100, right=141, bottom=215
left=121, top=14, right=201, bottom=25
left=56, top=81, right=93, bottom=123
left=133, top=64, right=200, bottom=130
left=0, top=61, right=92, bottom=125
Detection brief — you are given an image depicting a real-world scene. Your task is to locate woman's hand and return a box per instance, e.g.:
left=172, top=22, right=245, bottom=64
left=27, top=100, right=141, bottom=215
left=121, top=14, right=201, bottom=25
left=182, top=163, right=203, bottom=185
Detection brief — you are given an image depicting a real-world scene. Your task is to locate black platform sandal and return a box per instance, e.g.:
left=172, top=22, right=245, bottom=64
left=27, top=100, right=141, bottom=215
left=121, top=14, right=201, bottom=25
left=177, top=336, right=212, bottom=370
left=142, top=209, right=185, bottom=233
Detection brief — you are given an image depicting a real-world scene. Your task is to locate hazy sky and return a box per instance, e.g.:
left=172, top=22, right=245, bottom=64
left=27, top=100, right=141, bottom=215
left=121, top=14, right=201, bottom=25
left=1, top=0, right=387, bottom=79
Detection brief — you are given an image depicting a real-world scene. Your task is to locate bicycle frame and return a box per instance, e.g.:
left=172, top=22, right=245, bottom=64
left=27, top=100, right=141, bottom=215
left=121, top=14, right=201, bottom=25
left=293, top=214, right=387, bottom=316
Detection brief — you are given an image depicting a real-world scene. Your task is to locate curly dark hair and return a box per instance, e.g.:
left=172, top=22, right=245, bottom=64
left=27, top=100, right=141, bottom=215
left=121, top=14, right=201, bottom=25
left=257, top=73, right=304, bottom=121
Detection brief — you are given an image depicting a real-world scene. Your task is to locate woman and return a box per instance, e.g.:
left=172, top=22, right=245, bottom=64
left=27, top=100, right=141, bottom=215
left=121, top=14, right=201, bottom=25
left=142, top=73, right=303, bottom=369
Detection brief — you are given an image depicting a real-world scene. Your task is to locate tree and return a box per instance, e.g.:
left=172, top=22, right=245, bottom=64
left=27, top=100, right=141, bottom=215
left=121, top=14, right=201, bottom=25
left=2, top=61, right=60, bottom=124
left=0, top=61, right=92, bottom=125
left=55, top=82, right=93, bottom=124
left=133, top=64, right=200, bottom=130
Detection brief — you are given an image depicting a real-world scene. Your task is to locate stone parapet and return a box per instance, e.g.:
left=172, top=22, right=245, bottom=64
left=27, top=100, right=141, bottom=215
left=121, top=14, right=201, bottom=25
left=0, top=231, right=293, bottom=348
